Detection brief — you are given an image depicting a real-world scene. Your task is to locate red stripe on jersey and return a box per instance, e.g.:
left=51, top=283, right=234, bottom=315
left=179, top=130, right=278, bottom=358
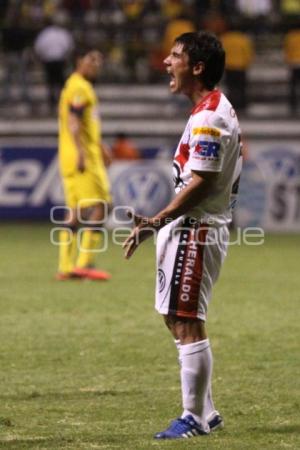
left=175, top=142, right=190, bottom=170
left=175, top=226, right=208, bottom=318
left=191, top=90, right=221, bottom=115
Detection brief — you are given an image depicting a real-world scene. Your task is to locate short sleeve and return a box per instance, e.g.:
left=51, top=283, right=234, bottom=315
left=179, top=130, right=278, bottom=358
left=188, top=111, right=229, bottom=173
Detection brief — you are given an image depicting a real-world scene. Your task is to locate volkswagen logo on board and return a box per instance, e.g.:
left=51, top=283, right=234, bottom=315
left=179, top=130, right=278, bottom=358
left=113, top=165, right=173, bottom=217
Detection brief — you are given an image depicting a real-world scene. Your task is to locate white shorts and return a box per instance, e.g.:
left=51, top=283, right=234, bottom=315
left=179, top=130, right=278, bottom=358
left=155, top=216, right=229, bottom=321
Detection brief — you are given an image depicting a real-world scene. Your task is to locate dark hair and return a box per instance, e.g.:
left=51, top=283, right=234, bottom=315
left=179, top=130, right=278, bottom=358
left=73, top=44, right=99, bottom=64
left=174, top=31, right=225, bottom=89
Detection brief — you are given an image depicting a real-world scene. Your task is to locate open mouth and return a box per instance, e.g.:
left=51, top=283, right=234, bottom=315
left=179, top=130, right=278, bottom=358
left=169, top=73, right=176, bottom=88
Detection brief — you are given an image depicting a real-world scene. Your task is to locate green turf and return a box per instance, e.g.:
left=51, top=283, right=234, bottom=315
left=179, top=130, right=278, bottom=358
left=0, top=223, right=299, bottom=449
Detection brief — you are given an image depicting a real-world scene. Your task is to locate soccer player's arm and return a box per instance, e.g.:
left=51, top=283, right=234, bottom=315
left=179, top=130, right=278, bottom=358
left=68, top=90, right=88, bottom=172
left=100, top=141, right=112, bottom=167
left=123, top=113, right=226, bottom=258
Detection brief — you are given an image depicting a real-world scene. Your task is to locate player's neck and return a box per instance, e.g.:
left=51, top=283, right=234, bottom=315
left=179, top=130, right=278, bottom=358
left=190, top=87, right=213, bottom=106
left=75, top=70, right=90, bottom=82
left=75, top=69, right=84, bottom=78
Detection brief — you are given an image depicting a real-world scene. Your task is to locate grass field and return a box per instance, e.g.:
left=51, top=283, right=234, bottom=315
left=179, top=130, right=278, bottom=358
left=0, top=223, right=299, bottom=450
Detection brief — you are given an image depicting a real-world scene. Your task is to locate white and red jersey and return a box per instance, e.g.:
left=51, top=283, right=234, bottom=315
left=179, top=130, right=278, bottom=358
left=173, top=89, right=243, bottom=226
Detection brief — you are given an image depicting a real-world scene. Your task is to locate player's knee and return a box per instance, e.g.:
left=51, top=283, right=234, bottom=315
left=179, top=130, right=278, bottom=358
left=163, top=314, right=175, bottom=330
left=89, top=202, right=106, bottom=222
left=164, top=314, right=207, bottom=343
left=63, top=211, right=78, bottom=229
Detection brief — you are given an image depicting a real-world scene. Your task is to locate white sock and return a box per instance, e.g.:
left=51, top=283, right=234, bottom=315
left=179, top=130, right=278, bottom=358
left=175, top=339, right=217, bottom=421
left=179, top=339, right=212, bottom=432
left=174, top=339, right=182, bottom=366
left=204, top=385, right=216, bottom=420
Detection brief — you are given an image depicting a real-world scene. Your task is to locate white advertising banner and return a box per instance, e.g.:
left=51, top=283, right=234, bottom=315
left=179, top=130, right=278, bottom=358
left=236, top=140, right=300, bottom=232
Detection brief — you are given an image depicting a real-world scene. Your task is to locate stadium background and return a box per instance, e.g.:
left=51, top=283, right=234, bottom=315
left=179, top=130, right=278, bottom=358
left=0, top=1, right=300, bottom=449
left=0, top=0, right=300, bottom=231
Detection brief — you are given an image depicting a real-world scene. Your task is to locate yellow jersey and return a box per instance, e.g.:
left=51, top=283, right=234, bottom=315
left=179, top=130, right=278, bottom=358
left=58, top=72, right=102, bottom=176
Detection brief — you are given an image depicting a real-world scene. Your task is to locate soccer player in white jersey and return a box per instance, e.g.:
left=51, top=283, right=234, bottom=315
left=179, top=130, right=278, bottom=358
left=123, top=31, right=242, bottom=439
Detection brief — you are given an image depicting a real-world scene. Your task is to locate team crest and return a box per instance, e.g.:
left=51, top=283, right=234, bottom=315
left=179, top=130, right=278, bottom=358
left=158, top=269, right=166, bottom=292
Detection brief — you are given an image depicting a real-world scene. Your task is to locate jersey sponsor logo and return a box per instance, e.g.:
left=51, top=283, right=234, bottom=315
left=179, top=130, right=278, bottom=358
left=192, top=127, right=221, bottom=137
left=169, top=223, right=207, bottom=318
left=193, top=141, right=220, bottom=159
left=179, top=238, right=198, bottom=302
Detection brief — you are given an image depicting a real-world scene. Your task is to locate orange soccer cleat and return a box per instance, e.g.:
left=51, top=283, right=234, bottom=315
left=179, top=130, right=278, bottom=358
left=55, top=271, right=86, bottom=281
left=71, top=267, right=111, bottom=281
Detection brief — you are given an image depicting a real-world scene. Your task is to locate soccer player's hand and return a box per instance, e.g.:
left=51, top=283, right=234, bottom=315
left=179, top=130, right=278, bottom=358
left=123, top=211, right=155, bottom=259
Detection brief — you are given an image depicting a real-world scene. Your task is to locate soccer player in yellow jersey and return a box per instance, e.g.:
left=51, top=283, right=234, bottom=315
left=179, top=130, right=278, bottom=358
left=56, top=46, right=112, bottom=281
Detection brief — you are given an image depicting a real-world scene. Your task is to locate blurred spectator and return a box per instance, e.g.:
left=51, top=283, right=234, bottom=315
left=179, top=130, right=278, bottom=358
left=162, top=14, right=196, bottom=57
left=280, top=0, right=300, bottom=16
left=34, top=14, right=74, bottom=112
left=0, top=0, right=9, bottom=25
left=236, top=0, right=274, bottom=33
left=1, top=0, right=295, bottom=107
left=21, top=0, right=59, bottom=25
left=194, top=0, right=237, bottom=24
left=220, top=0, right=238, bottom=15
left=202, top=12, right=227, bottom=35
left=0, top=11, right=33, bottom=103
left=221, top=27, right=254, bottom=111
left=121, top=0, right=144, bottom=21
left=193, top=0, right=211, bottom=18
left=236, top=0, right=273, bottom=15
left=125, top=32, right=147, bottom=81
left=140, top=0, right=162, bottom=18
left=111, top=133, right=140, bottom=160
left=284, top=27, right=300, bottom=113
left=63, top=0, right=91, bottom=23
left=161, top=0, right=186, bottom=19
left=148, top=13, right=195, bottom=78
left=96, top=0, right=124, bottom=24
left=118, top=2, right=147, bottom=82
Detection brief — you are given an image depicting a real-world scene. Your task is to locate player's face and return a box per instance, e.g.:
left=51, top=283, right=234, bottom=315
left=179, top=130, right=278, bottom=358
left=164, top=43, right=194, bottom=95
left=80, top=51, right=103, bottom=81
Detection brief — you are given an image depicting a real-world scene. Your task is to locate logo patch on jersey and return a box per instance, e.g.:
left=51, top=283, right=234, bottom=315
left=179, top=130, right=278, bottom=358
left=192, top=127, right=221, bottom=137
left=72, top=94, right=85, bottom=107
left=193, top=141, right=220, bottom=159
left=158, top=269, right=166, bottom=292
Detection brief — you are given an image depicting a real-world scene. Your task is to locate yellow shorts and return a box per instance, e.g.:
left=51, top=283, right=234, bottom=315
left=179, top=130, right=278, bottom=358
left=62, top=165, right=111, bottom=209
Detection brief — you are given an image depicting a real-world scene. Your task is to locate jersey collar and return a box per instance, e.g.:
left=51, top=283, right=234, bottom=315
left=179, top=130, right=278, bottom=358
left=191, top=89, right=221, bottom=115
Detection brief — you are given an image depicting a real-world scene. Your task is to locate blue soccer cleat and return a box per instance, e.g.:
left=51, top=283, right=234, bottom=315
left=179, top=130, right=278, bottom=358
left=154, top=415, right=208, bottom=439
left=208, top=411, right=224, bottom=431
